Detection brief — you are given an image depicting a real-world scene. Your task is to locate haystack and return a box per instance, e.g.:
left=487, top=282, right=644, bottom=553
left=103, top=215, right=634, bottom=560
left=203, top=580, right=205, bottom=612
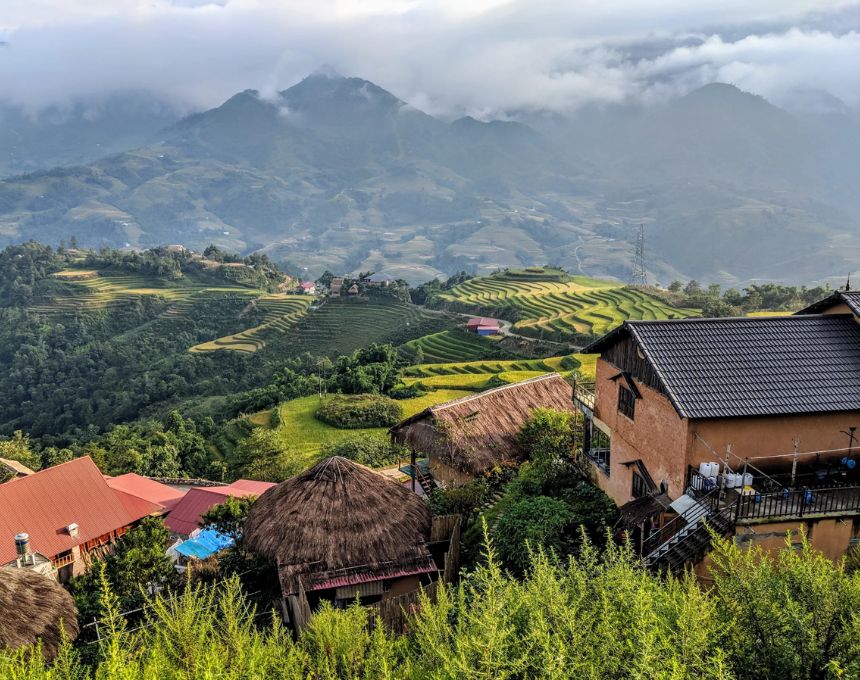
left=243, top=457, right=432, bottom=593
left=0, top=568, right=79, bottom=661
left=390, top=373, right=575, bottom=476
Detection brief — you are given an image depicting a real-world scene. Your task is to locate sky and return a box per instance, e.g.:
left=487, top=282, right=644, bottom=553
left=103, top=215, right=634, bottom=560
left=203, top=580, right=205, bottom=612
left=0, top=0, right=858, bottom=117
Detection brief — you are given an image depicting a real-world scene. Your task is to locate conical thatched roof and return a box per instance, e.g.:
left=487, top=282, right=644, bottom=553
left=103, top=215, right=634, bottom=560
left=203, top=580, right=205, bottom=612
left=244, top=457, right=432, bottom=593
left=0, top=568, right=79, bottom=660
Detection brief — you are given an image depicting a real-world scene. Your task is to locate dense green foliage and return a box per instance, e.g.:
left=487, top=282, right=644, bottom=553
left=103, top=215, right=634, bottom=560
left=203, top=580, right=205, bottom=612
left=663, top=280, right=832, bottom=315
left=5, top=534, right=860, bottom=679
left=319, top=434, right=408, bottom=468
left=315, top=395, right=404, bottom=429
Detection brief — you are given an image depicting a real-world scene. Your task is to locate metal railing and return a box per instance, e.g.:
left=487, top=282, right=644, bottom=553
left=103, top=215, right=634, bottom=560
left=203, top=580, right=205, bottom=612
left=572, top=380, right=595, bottom=410
left=736, top=485, right=860, bottom=522
left=585, top=447, right=610, bottom=473
left=642, top=488, right=721, bottom=556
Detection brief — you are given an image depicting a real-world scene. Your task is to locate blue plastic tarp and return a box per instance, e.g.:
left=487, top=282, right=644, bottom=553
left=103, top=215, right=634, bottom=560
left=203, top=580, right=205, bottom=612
left=175, top=529, right=234, bottom=560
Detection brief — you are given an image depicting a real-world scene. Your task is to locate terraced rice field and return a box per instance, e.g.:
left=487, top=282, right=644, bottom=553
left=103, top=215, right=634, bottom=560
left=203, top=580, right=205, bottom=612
left=403, top=330, right=501, bottom=363
left=269, top=298, right=449, bottom=359
left=402, top=353, right=597, bottom=390
left=190, top=295, right=312, bottom=354
left=30, top=269, right=260, bottom=317
left=437, top=272, right=698, bottom=338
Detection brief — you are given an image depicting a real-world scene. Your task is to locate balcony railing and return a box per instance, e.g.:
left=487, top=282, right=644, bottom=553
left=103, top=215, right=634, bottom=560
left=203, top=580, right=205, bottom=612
left=51, top=553, right=75, bottom=569
left=573, top=380, right=595, bottom=411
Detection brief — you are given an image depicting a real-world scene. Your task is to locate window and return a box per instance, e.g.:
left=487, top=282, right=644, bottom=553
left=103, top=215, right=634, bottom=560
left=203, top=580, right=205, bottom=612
left=632, top=471, right=648, bottom=499
left=618, top=385, right=636, bottom=420
left=588, top=427, right=610, bottom=474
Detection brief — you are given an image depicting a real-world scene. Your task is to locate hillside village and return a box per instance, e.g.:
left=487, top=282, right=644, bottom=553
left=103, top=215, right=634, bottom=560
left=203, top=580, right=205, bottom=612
left=3, top=260, right=860, bottom=676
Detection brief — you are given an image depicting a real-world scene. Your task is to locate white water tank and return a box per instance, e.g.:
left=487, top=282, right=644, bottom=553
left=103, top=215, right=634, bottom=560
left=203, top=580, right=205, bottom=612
left=742, top=472, right=753, bottom=487
left=724, top=473, right=737, bottom=489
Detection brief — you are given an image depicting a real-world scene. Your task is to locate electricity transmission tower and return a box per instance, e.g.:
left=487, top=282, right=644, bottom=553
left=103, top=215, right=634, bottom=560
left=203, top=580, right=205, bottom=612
left=631, top=223, right=648, bottom=286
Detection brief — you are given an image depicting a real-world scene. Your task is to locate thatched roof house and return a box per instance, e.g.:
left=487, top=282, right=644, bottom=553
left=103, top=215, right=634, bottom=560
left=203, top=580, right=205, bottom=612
left=244, top=457, right=434, bottom=597
left=0, top=567, right=79, bottom=660
left=390, top=373, right=575, bottom=483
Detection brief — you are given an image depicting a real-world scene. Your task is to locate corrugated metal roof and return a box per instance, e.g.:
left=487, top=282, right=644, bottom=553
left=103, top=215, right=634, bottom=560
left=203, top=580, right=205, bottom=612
left=105, top=474, right=186, bottom=511
left=0, top=457, right=162, bottom=563
left=164, top=480, right=275, bottom=536
left=587, top=315, right=860, bottom=419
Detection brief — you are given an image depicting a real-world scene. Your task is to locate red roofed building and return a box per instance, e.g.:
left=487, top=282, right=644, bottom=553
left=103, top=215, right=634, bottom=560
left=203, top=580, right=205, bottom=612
left=165, top=480, right=275, bottom=537
left=105, top=474, right=187, bottom=512
left=0, top=457, right=164, bottom=581
left=466, top=317, right=500, bottom=336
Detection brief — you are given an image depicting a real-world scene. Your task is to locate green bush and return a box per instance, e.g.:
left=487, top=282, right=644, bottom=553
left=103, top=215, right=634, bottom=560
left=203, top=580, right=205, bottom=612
left=559, top=355, right=581, bottom=370
left=494, top=495, right=575, bottom=575
left=320, top=433, right=408, bottom=467
left=427, top=479, right=491, bottom=521
left=388, top=382, right=428, bottom=399
left=315, top=394, right=404, bottom=429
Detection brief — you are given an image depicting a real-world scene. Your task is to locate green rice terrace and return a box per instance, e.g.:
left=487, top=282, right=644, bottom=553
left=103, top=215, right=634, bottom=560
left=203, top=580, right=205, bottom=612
left=433, top=267, right=699, bottom=340
left=402, top=329, right=505, bottom=363
left=29, top=268, right=263, bottom=317
left=402, top=353, right=597, bottom=390
left=257, top=297, right=456, bottom=360
left=190, top=294, right=312, bottom=353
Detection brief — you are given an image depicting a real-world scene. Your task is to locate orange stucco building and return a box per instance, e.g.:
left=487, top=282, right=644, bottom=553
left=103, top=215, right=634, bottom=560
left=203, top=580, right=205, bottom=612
left=578, top=290, right=860, bottom=571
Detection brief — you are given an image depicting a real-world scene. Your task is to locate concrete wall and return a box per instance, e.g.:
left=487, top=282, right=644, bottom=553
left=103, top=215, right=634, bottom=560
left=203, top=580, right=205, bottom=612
left=690, top=412, right=860, bottom=476
left=591, top=358, right=691, bottom=504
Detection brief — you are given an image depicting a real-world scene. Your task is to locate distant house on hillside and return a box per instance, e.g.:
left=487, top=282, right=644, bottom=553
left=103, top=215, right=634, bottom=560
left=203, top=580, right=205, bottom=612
left=0, top=457, right=165, bottom=581
left=347, top=283, right=359, bottom=297
left=390, top=374, right=575, bottom=486
left=164, top=479, right=275, bottom=538
left=243, top=457, right=460, bottom=632
left=165, top=244, right=187, bottom=253
left=466, top=317, right=500, bottom=336
left=0, top=457, right=34, bottom=480
left=363, top=273, right=394, bottom=288
left=330, top=277, right=344, bottom=298
left=299, top=281, right=316, bottom=295
left=577, top=294, right=860, bottom=572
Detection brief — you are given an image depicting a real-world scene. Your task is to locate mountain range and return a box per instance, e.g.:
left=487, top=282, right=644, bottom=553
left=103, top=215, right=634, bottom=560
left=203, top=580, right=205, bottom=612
left=0, top=71, right=858, bottom=286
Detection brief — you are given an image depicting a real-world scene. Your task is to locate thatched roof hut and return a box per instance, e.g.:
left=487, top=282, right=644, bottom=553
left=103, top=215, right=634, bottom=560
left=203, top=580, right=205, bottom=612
left=390, top=373, right=575, bottom=477
left=0, top=568, right=79, bottom=660
left=243, top=457, right=433, bottom=594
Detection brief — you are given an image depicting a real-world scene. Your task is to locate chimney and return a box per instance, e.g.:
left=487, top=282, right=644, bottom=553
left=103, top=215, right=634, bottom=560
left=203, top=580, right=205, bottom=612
left=66, top=523, right=79, bottom=537
left=14, top=532, right=32, bottom=566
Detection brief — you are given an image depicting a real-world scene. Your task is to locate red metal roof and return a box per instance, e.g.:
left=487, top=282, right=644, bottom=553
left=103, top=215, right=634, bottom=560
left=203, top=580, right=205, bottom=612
left=164, top=480, right=275, bottom=536
left=105, top=474, right=186, bottom=511
left=466, top=317, right=499, bottom=328
left=0, top=457, right=162, bottom=563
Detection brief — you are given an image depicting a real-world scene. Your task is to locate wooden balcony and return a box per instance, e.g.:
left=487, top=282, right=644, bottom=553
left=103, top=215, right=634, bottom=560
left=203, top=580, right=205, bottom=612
left=51, top=553, right=75, bottom=569
left=572, top=380, right=595, bottom=413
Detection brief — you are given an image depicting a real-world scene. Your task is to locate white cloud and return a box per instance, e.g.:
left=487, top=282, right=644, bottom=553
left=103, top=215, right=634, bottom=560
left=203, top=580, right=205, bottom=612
left=0, top=0, right=857, bottom=115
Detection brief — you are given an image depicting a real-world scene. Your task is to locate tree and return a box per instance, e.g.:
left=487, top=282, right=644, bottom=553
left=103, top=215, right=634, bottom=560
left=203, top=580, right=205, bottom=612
left=494, top=496, right=574, bottom=574
left=0, top=430, right=41, bottom=472
left=710, top=531, right=860, bottom=679
left=668, top=280, right=683, bottom=293
left=517, top=408, right=575, bottom=471
left=201, top=496, right=255, bottom=540
left=71, top=518, right=175, bottom=626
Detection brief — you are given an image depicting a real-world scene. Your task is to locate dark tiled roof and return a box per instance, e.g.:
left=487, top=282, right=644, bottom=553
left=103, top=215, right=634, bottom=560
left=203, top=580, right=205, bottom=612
left=587, top=315, right=860, bottom=419
left=796, top=291, right=860, bottom=317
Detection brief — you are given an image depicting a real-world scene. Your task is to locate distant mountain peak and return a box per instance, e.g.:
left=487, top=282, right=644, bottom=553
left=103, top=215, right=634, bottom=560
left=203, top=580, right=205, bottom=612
left=307, top=64, right=346, bottom=80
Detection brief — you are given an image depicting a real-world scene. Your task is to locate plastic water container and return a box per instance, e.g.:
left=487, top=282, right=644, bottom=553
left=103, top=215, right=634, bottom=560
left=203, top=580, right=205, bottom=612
left=724, top=473, right=737, bottom=489
left=708, top=462, right=720, bottom=477
left=699, top=462, right=711, bottom=477
left=742, top=472, right=753, bottom=487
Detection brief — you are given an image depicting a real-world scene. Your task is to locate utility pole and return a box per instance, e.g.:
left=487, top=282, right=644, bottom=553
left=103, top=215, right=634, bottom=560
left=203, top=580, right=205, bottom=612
left=631, top=223, right=648, bottom=286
